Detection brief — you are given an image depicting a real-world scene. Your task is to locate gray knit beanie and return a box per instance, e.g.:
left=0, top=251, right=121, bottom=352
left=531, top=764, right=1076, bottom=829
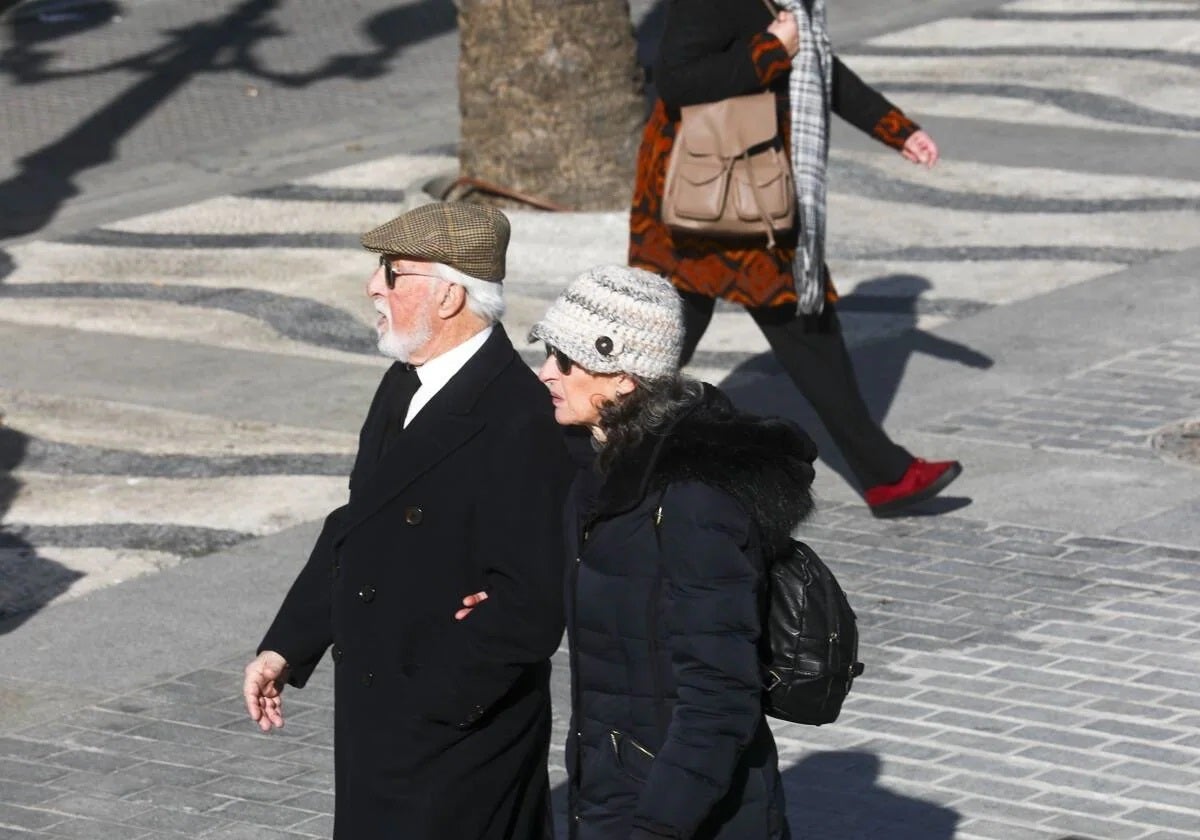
left=528, top=265, right=684, bottom=379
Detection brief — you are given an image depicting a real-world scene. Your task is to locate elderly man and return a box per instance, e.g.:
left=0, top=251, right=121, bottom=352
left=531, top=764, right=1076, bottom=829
left=243, top=202, right=573, bottom=839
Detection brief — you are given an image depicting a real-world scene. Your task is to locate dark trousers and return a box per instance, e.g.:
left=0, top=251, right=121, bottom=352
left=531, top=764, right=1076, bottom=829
left=678, top=289, right=912, bottom=490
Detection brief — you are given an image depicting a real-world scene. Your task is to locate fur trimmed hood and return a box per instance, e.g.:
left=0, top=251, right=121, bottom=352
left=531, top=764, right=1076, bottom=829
left=594, top=385, right=818, bottom=554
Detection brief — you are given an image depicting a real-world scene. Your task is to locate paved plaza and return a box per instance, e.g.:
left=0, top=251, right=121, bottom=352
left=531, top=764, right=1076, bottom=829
left=2, top=0, right=1200, bottom=837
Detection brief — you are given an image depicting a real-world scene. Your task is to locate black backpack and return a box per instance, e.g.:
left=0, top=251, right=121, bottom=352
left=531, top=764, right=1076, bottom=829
left=760, top=539, right=864, bottom=725
left=653, top=503, right=863, bottom=726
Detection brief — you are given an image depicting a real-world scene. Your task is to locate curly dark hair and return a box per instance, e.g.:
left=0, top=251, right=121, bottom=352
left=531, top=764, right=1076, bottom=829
left=595, top=374, right=705, bottom=473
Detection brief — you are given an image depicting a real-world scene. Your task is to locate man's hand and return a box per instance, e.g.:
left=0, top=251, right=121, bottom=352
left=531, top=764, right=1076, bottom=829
left=454, top=590, right=489, bottom=621
left=901, top=130, right=939, bottom=168
left=243, top=651, right=289, bottom=731
left=766, top=12, right=800, bottom=58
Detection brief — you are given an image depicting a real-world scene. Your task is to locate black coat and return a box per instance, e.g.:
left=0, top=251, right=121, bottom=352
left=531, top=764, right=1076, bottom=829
left=260, top=326, right=574, bottom=840
left=564, top=387, right=818, bottom=839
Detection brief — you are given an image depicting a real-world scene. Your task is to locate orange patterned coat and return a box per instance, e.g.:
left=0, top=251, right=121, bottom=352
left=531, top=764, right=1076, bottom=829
left=630, top=20, right=918, bottom=309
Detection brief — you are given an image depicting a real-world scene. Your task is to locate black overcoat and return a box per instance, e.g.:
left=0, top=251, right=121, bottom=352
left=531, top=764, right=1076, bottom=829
left=563, top=387, right=818, bottom=839
left=260, top=326, right=574, bottom=839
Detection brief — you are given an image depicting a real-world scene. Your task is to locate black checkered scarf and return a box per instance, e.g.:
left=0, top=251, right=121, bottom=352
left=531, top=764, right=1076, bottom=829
left=774, top=0, right=832, bottom=314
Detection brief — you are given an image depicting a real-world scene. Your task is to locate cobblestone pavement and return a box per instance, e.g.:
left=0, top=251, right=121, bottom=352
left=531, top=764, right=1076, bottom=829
left=924, top=333, right=1200, bottom=461
left=2, top=504, right=1199, bottom=839
left=2, top=0, right=1200, bottom=837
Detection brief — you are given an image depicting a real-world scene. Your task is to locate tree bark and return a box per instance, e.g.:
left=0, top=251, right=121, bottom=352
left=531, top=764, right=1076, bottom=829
left=457, top=0, right=645, bottom=211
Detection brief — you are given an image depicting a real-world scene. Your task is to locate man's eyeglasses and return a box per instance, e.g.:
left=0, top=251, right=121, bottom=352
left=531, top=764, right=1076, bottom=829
left=379, top=256, right=441, bottom=290
left=545, top=344, right=574, bottom=375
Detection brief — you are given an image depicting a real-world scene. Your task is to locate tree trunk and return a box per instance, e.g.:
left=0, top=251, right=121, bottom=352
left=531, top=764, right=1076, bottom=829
left=457, top=0, right=645, bottom=211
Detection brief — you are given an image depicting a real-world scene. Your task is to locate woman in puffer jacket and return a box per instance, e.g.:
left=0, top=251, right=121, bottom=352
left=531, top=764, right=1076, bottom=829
left=528, top=265, right=819, bottom=839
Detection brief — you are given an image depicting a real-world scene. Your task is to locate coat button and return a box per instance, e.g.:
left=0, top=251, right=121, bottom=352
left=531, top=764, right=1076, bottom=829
left=404, top=507, right=423, bottom=525
left=331, top=560, right=341, bottom=576
left=361, top=672, right=373, bottom=687
left=358, top=585, right=376, bottom=603
left=331, top=647, right=343, bottom=663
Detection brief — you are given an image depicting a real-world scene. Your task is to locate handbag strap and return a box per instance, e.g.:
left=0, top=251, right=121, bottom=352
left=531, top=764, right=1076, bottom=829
left=740, top=150, right=779, bottom=250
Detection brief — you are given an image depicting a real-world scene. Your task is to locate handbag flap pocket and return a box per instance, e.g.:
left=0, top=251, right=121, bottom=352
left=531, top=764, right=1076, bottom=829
left=668, top=156, right=730, bottom=221
left=732, top=151, right=792, bottom=222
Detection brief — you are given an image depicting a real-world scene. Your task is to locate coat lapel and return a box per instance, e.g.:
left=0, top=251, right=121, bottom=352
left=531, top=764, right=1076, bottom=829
left=336, top=326, right=517, bottom=540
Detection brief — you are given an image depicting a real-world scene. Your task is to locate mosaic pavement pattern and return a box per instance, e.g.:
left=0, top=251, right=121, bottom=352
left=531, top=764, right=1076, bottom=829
left=3, top=0, right=1197, bottom=620
left=1, top=0, right=1199, bottom=836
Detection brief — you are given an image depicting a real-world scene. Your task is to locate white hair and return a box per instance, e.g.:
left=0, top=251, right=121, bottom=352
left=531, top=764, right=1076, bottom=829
left=433, top=262, right=506, bottom=324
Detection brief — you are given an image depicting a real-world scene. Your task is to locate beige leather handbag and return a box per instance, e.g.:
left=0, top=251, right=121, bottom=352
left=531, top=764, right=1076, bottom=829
left=662, top=90, right=794, bottom=248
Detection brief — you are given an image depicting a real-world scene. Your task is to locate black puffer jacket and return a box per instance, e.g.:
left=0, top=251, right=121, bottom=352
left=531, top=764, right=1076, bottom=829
left=564, top=386, right=817, bottom=839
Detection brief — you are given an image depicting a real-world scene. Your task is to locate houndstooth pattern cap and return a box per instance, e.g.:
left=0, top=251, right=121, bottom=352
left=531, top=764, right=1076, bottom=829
left=361, top=202, right=510, bottom=282
left=529, top=265, right=684, bottom=379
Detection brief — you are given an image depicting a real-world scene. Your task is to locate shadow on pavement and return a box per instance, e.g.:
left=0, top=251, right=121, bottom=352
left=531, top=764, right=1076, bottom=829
left=722, top=274, right=993, bottom=506
left=784, top=751, right=959, bottom=839
left=0, top=0, right=456, bottom=240
left=237, top=0, right=455, bottom=87
left=0, top=420, right=82, bottom=635
left=549, top=749, right=959, bottom=838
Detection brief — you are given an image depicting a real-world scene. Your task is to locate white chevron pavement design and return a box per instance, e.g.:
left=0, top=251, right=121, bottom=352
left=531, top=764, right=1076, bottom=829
left=2, top=0, right=1199, bottom=619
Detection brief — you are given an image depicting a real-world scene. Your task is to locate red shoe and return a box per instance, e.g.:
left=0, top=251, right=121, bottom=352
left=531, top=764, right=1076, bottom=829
left=865, top=459, right=963, bottom=517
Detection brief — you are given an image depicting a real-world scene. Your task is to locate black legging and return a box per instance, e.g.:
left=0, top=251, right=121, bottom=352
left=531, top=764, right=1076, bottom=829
left=678, top=289, right=911, bottom=489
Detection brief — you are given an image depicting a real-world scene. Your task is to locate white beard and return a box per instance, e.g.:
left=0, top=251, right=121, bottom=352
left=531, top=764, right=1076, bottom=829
left=376, top=306, right=433, bottom=363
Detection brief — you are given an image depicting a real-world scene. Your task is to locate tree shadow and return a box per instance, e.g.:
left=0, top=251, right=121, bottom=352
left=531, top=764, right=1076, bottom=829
left=0, top=0, right=457, bottom=239
left=783, top=751, right=959, bottom=839
left=2, top=0, right=121, bottom=82
left=235, top=0, right=456, bottom=88
left=720, top=274, right=993, bottom=503
left=0, top=419, right=83, bottom=635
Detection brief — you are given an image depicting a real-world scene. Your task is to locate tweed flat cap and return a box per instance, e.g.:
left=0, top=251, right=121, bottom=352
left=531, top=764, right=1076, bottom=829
left=529, top=265, right=684, bottom=379
left=361, top=202, right=510, bottom=282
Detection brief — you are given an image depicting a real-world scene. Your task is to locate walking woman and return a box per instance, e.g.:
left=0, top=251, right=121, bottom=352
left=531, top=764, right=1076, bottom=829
left=529, top=265, right=816, bottom=838
left=630, top=0, right=960, bottom=516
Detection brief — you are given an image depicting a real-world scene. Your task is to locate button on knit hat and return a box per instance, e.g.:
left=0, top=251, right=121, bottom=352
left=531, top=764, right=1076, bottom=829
left=529, top=265, right=684, bottom=379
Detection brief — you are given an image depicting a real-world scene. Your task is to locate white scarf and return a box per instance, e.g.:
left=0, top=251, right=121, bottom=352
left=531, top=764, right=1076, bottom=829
left=773, top=0, right=833, bottom=314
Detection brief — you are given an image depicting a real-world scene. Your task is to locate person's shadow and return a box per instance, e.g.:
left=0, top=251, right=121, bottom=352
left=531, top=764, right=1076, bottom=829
left=783, top=751, right=959, bottom=838
left=0, top=418, right=83, bottom=635
left=721, top=274, right=992, bottom=512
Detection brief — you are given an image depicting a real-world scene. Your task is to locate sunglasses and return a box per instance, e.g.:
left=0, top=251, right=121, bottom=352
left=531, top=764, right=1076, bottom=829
left=544, top=344, right=574, bottom=375
left=379, top=256, right=441, bottom=290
